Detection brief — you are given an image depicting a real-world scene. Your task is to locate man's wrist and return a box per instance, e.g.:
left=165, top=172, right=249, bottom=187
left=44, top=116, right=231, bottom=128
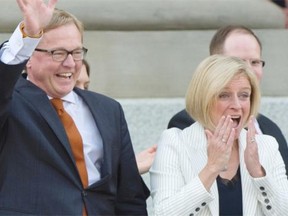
left=20, top=22, right=43, bottom=39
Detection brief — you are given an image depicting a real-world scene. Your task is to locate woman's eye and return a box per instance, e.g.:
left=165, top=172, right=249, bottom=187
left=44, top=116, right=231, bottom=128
left=219, top=93, right=229, bottom=99
left=239, top=93, right=250, bottom=99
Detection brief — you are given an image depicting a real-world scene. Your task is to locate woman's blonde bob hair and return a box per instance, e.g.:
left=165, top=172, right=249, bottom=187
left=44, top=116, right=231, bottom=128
left=186, top=55, right=261, bottom=131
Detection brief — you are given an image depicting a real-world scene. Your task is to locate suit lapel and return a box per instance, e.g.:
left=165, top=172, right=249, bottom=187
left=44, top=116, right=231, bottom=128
left=15, top=77, right=76, bottom=162
left=75, top=89, right=112, bottom=177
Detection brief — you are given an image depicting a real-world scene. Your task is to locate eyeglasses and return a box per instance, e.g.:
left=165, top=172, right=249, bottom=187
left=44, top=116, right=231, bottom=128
left=244, top=59, right=265, bottom=68
left=34, top=47, right=88, bottom=62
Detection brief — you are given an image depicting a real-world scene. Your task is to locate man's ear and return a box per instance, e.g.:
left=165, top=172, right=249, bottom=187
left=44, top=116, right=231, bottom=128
left=26, top=58, right=32, bottom=70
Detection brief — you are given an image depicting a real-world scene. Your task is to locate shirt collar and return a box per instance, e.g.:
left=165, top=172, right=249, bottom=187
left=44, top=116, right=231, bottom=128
left=62, top=91, right=77, bottom=104
left=48, top=91, right=77, bottom=105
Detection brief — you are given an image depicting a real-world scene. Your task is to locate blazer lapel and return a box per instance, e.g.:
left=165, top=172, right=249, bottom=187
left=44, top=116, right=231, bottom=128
left=184, top=123, right=219, bottom=216
left=238, top=130, right=257, bottom=216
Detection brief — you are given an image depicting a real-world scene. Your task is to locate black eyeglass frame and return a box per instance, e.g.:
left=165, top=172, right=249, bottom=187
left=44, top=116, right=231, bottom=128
left=244, top=58, right=266, bottom=68
left=34, top=47, right=88, bottom=62
left=260, top=60, right=265, bottom=67
left=254, top=59, right=265, bottom=68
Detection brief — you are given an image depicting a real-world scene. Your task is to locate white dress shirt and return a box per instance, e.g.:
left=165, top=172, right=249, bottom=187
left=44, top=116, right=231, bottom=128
left=54, top=92, right=103, bottom=186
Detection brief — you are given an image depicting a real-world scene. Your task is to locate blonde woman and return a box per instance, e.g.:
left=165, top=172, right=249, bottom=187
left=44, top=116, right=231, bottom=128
left=150, top=55, right=288, bottom=216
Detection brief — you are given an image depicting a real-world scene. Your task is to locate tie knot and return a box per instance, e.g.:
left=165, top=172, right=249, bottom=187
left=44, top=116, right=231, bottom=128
left=51, top=98, right=64, bottom=114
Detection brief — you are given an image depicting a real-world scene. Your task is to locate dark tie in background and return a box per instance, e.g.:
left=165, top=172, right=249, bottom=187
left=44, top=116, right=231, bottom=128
left=51, top=98, right=88, bottom=187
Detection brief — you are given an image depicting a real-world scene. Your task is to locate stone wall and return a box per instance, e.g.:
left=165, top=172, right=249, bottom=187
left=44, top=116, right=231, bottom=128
left=1, top=0, right=287, bottom=97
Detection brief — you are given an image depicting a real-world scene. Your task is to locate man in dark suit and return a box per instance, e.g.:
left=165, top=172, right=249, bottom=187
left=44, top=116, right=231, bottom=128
left=0, top=0, right=148, bottom=215
left=168, top=25, right=288, bottom=177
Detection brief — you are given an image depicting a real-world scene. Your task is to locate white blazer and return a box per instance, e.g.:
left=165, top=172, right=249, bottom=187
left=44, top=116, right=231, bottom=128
left=150, top=122, right=288, bottom=216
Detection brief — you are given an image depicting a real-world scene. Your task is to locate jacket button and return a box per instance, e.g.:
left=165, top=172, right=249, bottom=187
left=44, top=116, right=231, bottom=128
left=259, top=186, right=265, bottom=191
left=266, top=205, right=272, bottom=210
left=82, top=190, right=88, bottom=197
left=264, top=198, right=270, bottom=204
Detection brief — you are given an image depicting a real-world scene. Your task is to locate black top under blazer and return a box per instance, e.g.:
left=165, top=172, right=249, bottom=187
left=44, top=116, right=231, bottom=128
left=168, top=109, right=288, bottom=177
left=0, top=61, right=148, bottom=215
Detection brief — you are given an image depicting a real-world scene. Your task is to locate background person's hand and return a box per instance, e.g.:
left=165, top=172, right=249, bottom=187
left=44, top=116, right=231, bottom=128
left=136, top=144, right=157, bottom=174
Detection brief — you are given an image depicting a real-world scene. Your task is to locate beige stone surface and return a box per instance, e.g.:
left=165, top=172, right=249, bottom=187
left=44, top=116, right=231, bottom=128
left=1, top=0, right=287, bottom=98
left=83, top=29, right=288, bottom=98
left=0, top=0, right=284, bottom=31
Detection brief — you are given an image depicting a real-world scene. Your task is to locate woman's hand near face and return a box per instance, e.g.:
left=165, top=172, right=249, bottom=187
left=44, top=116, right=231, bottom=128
left=206, top=115, right=235, bottom=173
left=199, top=116, right=235, bottom=190
left=245, top=116, right=266, bottom=178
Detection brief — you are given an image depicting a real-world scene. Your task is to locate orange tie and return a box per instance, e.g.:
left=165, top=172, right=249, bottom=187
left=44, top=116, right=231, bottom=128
left=51, top=98, right=88, bottom=188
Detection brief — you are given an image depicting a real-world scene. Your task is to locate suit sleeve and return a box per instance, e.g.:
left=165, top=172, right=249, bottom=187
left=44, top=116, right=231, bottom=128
left=0, top=61, right=27, bottom=134
left=258, top=114, right=288, bottom=177
left=167, top=109, right=195, bottom=129
left=252, top=135, right=288, bottom=215
left=115, top=105, right=149, bottom=215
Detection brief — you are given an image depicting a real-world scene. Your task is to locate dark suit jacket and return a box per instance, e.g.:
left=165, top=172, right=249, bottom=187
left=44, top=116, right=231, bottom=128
left=0, top=61, right=148, bottom=215
left=168, top=109, right=288, bottom=177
